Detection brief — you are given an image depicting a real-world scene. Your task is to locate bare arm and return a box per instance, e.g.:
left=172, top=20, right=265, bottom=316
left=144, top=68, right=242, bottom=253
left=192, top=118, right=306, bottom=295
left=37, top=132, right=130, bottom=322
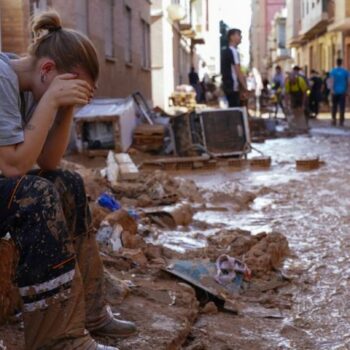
left=0, top=95, right=58, bottom=177
left=0, top=74, right=91, bottom=177
left=37, top=106, right=74, bottom=170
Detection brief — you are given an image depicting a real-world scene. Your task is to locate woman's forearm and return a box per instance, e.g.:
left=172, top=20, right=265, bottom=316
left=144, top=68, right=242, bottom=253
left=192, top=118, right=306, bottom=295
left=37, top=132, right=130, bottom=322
left=37, top=106, right=74, bottom=170
left=0, top=94, right=58, bottom=176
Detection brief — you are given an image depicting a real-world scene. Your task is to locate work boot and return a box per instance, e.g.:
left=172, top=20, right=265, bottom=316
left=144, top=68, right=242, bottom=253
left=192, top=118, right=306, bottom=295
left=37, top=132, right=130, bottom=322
left=91, top=317, right=137, bottom=338
left=96, top=344, right=120, bottom=350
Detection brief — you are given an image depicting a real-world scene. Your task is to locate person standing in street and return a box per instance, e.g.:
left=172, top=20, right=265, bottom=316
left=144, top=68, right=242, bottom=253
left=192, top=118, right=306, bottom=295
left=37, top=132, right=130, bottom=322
left=330, top=58, right=349, bottom=126
left=285, top=68, right=309, bottom=132
left=188, top=66, right=201, bottom=103
left=221, top=28, right=248, bottom=107
left=272, top=65, right=285, bottom=118
left=309, top=70, right=323, bottom=119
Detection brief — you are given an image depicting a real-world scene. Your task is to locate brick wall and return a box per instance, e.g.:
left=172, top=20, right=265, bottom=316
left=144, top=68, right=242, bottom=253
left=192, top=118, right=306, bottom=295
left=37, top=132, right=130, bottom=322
left=0, top=0, right=29, bottom=55
left=52, top=0, right=152, bottom=100
left=0, top=0, right=152, bottom=100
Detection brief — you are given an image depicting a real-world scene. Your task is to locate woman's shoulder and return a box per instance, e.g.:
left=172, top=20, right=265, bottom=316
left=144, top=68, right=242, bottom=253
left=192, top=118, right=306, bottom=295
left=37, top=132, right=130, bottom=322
left=0, top=53, right=18, bottom=83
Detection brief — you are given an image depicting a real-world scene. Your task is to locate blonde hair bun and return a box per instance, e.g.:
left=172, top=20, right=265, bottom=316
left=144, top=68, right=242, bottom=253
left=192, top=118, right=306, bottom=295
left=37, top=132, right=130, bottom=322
left=28, top=9, right=99, bottom=83
left=31, top=10, right=62, bottom=39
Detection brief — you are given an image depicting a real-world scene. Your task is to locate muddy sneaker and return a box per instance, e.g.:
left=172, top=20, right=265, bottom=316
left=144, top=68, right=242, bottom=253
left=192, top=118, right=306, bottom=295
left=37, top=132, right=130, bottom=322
left=96, top=344, right=119, bottom=350
left=91, top=318, right=137, bottom=338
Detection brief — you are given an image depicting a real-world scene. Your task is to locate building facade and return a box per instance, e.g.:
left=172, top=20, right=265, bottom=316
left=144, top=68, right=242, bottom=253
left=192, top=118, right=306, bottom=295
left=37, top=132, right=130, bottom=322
left=0, top=0, right=152, bottom=100
left=250, top=0, right=286, bottom=77
left=267, top=7, right=293, bottom=77
left=285, top=0, right=350, bottom=76
left=151, top=0, right=218, bottom=109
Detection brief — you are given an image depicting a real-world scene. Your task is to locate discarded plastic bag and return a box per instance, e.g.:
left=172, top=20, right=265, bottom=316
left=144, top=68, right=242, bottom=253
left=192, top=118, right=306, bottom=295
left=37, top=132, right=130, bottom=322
left=98, top=193, right=121, bottom=212
left=96, top=222, right=123, bottom=252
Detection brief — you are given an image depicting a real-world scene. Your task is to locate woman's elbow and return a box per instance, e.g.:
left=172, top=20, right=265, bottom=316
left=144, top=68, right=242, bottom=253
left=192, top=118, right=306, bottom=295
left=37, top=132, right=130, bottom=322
left=1, top=164, right=27, bottom=178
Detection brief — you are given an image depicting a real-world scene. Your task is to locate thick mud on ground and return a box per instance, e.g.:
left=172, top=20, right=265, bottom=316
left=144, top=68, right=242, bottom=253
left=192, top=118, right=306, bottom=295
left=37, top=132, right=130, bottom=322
left=2, top=121, right=350, bottom=349
left=175, top=123, right=350, bottom=349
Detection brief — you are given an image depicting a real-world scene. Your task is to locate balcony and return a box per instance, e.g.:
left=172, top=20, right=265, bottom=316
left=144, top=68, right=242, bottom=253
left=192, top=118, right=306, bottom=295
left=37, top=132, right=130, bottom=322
left=328, top=0, right=350, bottom=32
left=300, top=0, right=333, bottom=39
left=276, top=48, right=291, bottom=60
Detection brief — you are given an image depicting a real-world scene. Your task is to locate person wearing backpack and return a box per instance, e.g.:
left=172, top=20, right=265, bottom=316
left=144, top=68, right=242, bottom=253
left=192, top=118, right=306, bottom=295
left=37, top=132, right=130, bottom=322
left=329, top=58, right=350, bottom=126
left=285, top=67, right=309, bottom=132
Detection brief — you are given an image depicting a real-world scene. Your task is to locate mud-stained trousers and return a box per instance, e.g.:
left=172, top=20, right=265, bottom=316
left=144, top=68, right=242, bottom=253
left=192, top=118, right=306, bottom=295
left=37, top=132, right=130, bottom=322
left=0, top=169, right=112, bottom=350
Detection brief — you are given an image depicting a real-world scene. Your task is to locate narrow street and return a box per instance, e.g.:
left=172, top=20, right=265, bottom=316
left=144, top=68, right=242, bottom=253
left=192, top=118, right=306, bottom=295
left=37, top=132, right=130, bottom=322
left=2, top=118, right=350, bottom=349
left=175, top=118, right=350, bottom=349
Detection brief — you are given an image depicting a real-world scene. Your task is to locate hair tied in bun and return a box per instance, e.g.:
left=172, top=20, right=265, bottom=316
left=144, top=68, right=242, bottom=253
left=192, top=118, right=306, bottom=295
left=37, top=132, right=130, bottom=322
left=48, top=26, right=62, bottom=33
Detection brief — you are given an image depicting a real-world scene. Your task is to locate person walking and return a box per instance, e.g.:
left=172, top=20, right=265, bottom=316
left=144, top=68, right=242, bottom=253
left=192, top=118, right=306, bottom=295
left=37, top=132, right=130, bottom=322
left=309, top=70, right=323, bottom=118
left=329, top=58, right=349, bottom=126
left=322, top=71, right=331, bottom=106
left=0, top=10, right=136, bottom=350
left=285, top=68, right=309, bottom=132
left=188, top=66, right=201, bottom=103
left=221, top=28, right=248, bottom=107
left=272, top=65, right=285, bottom=118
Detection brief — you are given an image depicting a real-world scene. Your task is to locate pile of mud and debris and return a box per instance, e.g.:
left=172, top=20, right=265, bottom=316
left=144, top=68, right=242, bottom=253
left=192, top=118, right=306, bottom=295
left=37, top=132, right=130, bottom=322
left=0, top=159, right=293, bottom=350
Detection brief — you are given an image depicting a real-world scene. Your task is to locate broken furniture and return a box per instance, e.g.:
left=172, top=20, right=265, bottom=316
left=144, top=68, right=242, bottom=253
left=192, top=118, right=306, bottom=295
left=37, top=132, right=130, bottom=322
left=171, top=107, right=251, bottom=157
left=133, top=124, right=165, bottom=152
left=74, top=98, right=137, bottom=156
left=132, top=92, right=174, bottom=154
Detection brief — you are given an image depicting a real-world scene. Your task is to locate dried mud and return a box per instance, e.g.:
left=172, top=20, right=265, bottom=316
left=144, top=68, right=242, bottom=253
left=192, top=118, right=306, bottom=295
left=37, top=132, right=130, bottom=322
left=3, top=121, right=350, bottom=349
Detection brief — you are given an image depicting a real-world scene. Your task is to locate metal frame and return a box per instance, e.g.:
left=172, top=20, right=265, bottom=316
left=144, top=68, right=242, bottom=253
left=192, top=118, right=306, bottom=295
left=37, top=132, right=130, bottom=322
left=198, top=107, right=251, bottom=157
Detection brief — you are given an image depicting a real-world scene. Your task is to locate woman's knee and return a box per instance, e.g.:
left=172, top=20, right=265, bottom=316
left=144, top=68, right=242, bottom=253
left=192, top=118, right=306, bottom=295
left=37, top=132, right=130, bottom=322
left=14, top=175, right=61, bottom=208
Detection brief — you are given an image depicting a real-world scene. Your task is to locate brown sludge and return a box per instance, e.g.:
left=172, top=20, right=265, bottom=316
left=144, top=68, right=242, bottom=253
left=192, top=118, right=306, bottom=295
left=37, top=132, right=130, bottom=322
left=0, top=159, right=292, bottom=350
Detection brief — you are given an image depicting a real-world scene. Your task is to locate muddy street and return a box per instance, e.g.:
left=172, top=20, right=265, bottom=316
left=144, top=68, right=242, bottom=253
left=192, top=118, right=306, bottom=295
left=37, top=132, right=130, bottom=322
left=3, top=121, right=350, bottom=350
left=175, top=121, right=350, bottom=349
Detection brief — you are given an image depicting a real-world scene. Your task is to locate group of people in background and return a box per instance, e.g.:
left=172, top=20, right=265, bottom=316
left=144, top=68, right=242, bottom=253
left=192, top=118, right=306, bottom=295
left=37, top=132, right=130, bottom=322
left=242, top=59, right=349, bottom=131
left=267, top=59, right=349, bottom=129
left=188, top=25, right=350, bottom=131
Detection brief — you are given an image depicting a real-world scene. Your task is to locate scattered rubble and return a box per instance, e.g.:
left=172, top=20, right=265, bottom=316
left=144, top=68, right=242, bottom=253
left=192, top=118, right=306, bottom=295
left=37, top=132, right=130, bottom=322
left=0, top=157, right=293, bottom=350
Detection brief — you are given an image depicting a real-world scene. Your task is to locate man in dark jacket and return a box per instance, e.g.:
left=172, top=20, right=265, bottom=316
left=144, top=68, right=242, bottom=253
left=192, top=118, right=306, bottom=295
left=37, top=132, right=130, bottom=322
left=221, top=28, right=247, bottom=107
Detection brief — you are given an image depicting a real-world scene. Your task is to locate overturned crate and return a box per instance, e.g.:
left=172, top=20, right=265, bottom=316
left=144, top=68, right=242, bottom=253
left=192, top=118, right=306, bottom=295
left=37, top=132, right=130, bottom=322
left=74, top=98, right=137, bottom=157
left=133, top=124, right=165, bottom=152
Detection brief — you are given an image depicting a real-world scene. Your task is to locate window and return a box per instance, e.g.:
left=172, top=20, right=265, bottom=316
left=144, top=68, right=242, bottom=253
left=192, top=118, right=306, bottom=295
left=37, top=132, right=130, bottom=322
left=76, top=0, right=89, bottom=35
left=141, top=19, right=151, bottom=69
left=30, top=0, right=47, bottom=16
left=104, top=0, right=114, bottom=58
left=125, top=6, right=132, bottom=64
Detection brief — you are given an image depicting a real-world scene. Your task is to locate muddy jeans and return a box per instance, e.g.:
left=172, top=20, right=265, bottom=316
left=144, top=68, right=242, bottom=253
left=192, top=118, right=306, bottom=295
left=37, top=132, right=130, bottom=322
left=0, top=169, right=111, bottom=350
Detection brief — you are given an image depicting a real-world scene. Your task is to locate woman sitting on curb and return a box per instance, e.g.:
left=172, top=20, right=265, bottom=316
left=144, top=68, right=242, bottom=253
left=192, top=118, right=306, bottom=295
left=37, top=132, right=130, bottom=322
left=0, top=10, right=136, bottom=350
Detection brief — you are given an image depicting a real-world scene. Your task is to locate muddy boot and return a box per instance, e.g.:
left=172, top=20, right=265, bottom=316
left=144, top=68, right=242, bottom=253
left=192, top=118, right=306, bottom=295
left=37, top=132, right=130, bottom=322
left=91, top=317, right=137, bottom=338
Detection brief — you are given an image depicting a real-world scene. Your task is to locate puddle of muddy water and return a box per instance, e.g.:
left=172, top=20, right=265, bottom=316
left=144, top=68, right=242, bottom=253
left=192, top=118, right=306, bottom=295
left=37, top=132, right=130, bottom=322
left=154, top=133, right=350, bottom=349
